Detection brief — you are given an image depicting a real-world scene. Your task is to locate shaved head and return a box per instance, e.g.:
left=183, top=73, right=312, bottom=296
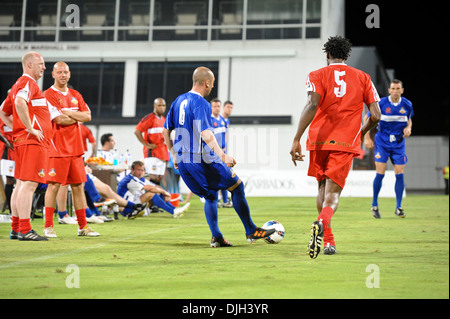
left=191, top=67, right=215, bottom=97
left=21, top=51, right=45, bottom=80
left=52, top=61, right=71, bottom=89
left=193, top=67, right=214, bottom=85
left=53, top=61, right=70, bottom=71
left=21, top=51, right=41, bottom=67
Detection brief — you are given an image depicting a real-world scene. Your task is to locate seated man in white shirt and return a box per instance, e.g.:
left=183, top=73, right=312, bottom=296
left=98, top=133, right=115, bottom=164
left=117, top=161, right=190, bottom=218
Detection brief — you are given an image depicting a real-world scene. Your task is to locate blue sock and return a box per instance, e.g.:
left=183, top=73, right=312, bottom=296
left=93, top=207, right=101, bottom=216
left=231, top=183, right=257, bottom=235
left=85, top=208, right=93, bottom=218
left=122, top=201, right=135, bottom=215
left=152, top=194, right=175, bottom=214
left=221, top=189, right=228, bottom=203
left=84, top=174, right=102, bottom=202
left=372, top=173, right=384, bottom=207
left=58, top=210, right=68, bottom=219
left=204, top=198, right=222, bottom=238
left=395, top=173, right=405, bottom=208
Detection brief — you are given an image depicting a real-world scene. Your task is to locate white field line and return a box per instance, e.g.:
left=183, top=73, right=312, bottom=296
left=0, top=220, right=215, bottom=270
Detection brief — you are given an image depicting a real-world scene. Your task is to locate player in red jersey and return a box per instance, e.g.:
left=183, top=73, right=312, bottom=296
left=134, top=97, right=170, bottom=184
left=0, top=52, right=56, bottom=241
left=290, top=36, right=381, bottom=258
left=0, top=95, right=16, bottom=214
left=43, top=61, right=99, bottom=237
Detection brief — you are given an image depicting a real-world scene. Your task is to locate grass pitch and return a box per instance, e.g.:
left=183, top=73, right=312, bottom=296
left=0, top=195, right=448, bottom=300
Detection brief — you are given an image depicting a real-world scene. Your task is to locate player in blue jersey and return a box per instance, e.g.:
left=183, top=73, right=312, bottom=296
left=210, top=98, right=233, bottom=208
left=117, top=161, right=190, bottom=219
left=162, top=66, right=274, bottom=247
left=363, top=79, right=413, bottom=218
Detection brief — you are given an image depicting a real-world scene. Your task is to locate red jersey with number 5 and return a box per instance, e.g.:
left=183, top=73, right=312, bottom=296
left=305, top=63, right=380, bottom=154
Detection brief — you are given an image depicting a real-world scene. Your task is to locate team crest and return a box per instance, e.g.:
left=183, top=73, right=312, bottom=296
left=71, top=97, right=78, bottom=104
left=375, top=152, right=381, bottom=159
left=38, top=169, right=45, bottom=177
left=49, top=168, right=56, bottom=176
left=399, top=107, right=406, bottom=114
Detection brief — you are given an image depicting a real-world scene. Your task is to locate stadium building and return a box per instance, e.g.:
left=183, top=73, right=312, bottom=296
left=0, top=0, right=447, bottom=196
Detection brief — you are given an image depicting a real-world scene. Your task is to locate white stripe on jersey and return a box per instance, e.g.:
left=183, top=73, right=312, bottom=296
left=31, top=98, right=47, bottom=107
left=17, top=82, right=31, bottom=102
left=370, top=81, right=380, bottom=102
left=213, top=127, right=226, bottom=134
left=380, top=115, right=408, bottom=122
left=147, top=127, right=164, bottom=134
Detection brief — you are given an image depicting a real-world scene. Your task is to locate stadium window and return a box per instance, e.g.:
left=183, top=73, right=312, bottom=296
left=153, top=0, right=209, bottom=41
left=0, top=63, right=23, bottom=100
left=136, top=61, right=218, bottom=118
left=59, top=0, right=116, bottom=41
left=211, top=0, right=244, bottom=41
left=118, top=0, right=150, bottom=41
left=246, top=0, right=303, bottom=40
left=43, top=61, right=125, bottom=120
left=306, top=0, right=321, bottom=23
left=24, top=0, right=58, bottom=42
left=0, top=1, right=22, bottom=42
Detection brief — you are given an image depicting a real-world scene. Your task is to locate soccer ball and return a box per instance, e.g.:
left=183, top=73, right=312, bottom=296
left=262, top=220, right=285, bottom=244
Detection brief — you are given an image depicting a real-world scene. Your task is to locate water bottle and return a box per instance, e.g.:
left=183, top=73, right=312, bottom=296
left=113, top=149, right=118, bottom=166
left=126, top=149, right=132, bottom=166
left=119, top=153, right=125, bottom=167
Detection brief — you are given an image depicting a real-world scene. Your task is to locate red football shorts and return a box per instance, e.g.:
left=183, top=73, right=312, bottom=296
left=47, top=156, right=87, bottom=185
left=14, top=144, right=48, bottom=183
left=308, top=150, right=354, bottom=189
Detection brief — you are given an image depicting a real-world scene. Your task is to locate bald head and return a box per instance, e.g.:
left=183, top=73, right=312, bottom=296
left=193, top=67, right=214, bottom=85
left=153, top=97, right=166, bottom=116
left=53, top=61, right=69, bottom=71
left=192, top=67, right=215, bottom=97
left=52, top=61, right=71, bottom=89
left=21, top=51, right=41, bottom=67
left=21, top=51, right=45, bottom=80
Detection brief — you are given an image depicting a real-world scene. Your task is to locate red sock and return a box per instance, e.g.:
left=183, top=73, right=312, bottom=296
left=324, top=227, right=335, bottom=246
left=44, top=207, right=55, bottom=228
left=75, top=209, right=87, bottom=229
left=318, top=206, right=334, bottom=230
left=11, top=216, right=19, bottom=233
left=19, top=218, right=32, bottom=234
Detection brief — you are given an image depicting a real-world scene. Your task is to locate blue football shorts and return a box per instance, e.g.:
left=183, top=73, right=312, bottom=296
left=374, top=134, right=408, bottom=165
left=177, top=160, right=240, bottom=200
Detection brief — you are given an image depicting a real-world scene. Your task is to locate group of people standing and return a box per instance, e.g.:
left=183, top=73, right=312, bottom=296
left=0, top=36, right=415, bottom=257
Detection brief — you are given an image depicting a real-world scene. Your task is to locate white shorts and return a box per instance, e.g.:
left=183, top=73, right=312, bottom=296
left=144, top=157, right=166, bottom=176
left=0, top=159, right=15, bottom=177
left=124, top=190, right=144, bottom=204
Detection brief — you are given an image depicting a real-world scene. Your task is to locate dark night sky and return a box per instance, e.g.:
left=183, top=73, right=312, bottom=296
left=345, top=0, right=449, bottom=136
